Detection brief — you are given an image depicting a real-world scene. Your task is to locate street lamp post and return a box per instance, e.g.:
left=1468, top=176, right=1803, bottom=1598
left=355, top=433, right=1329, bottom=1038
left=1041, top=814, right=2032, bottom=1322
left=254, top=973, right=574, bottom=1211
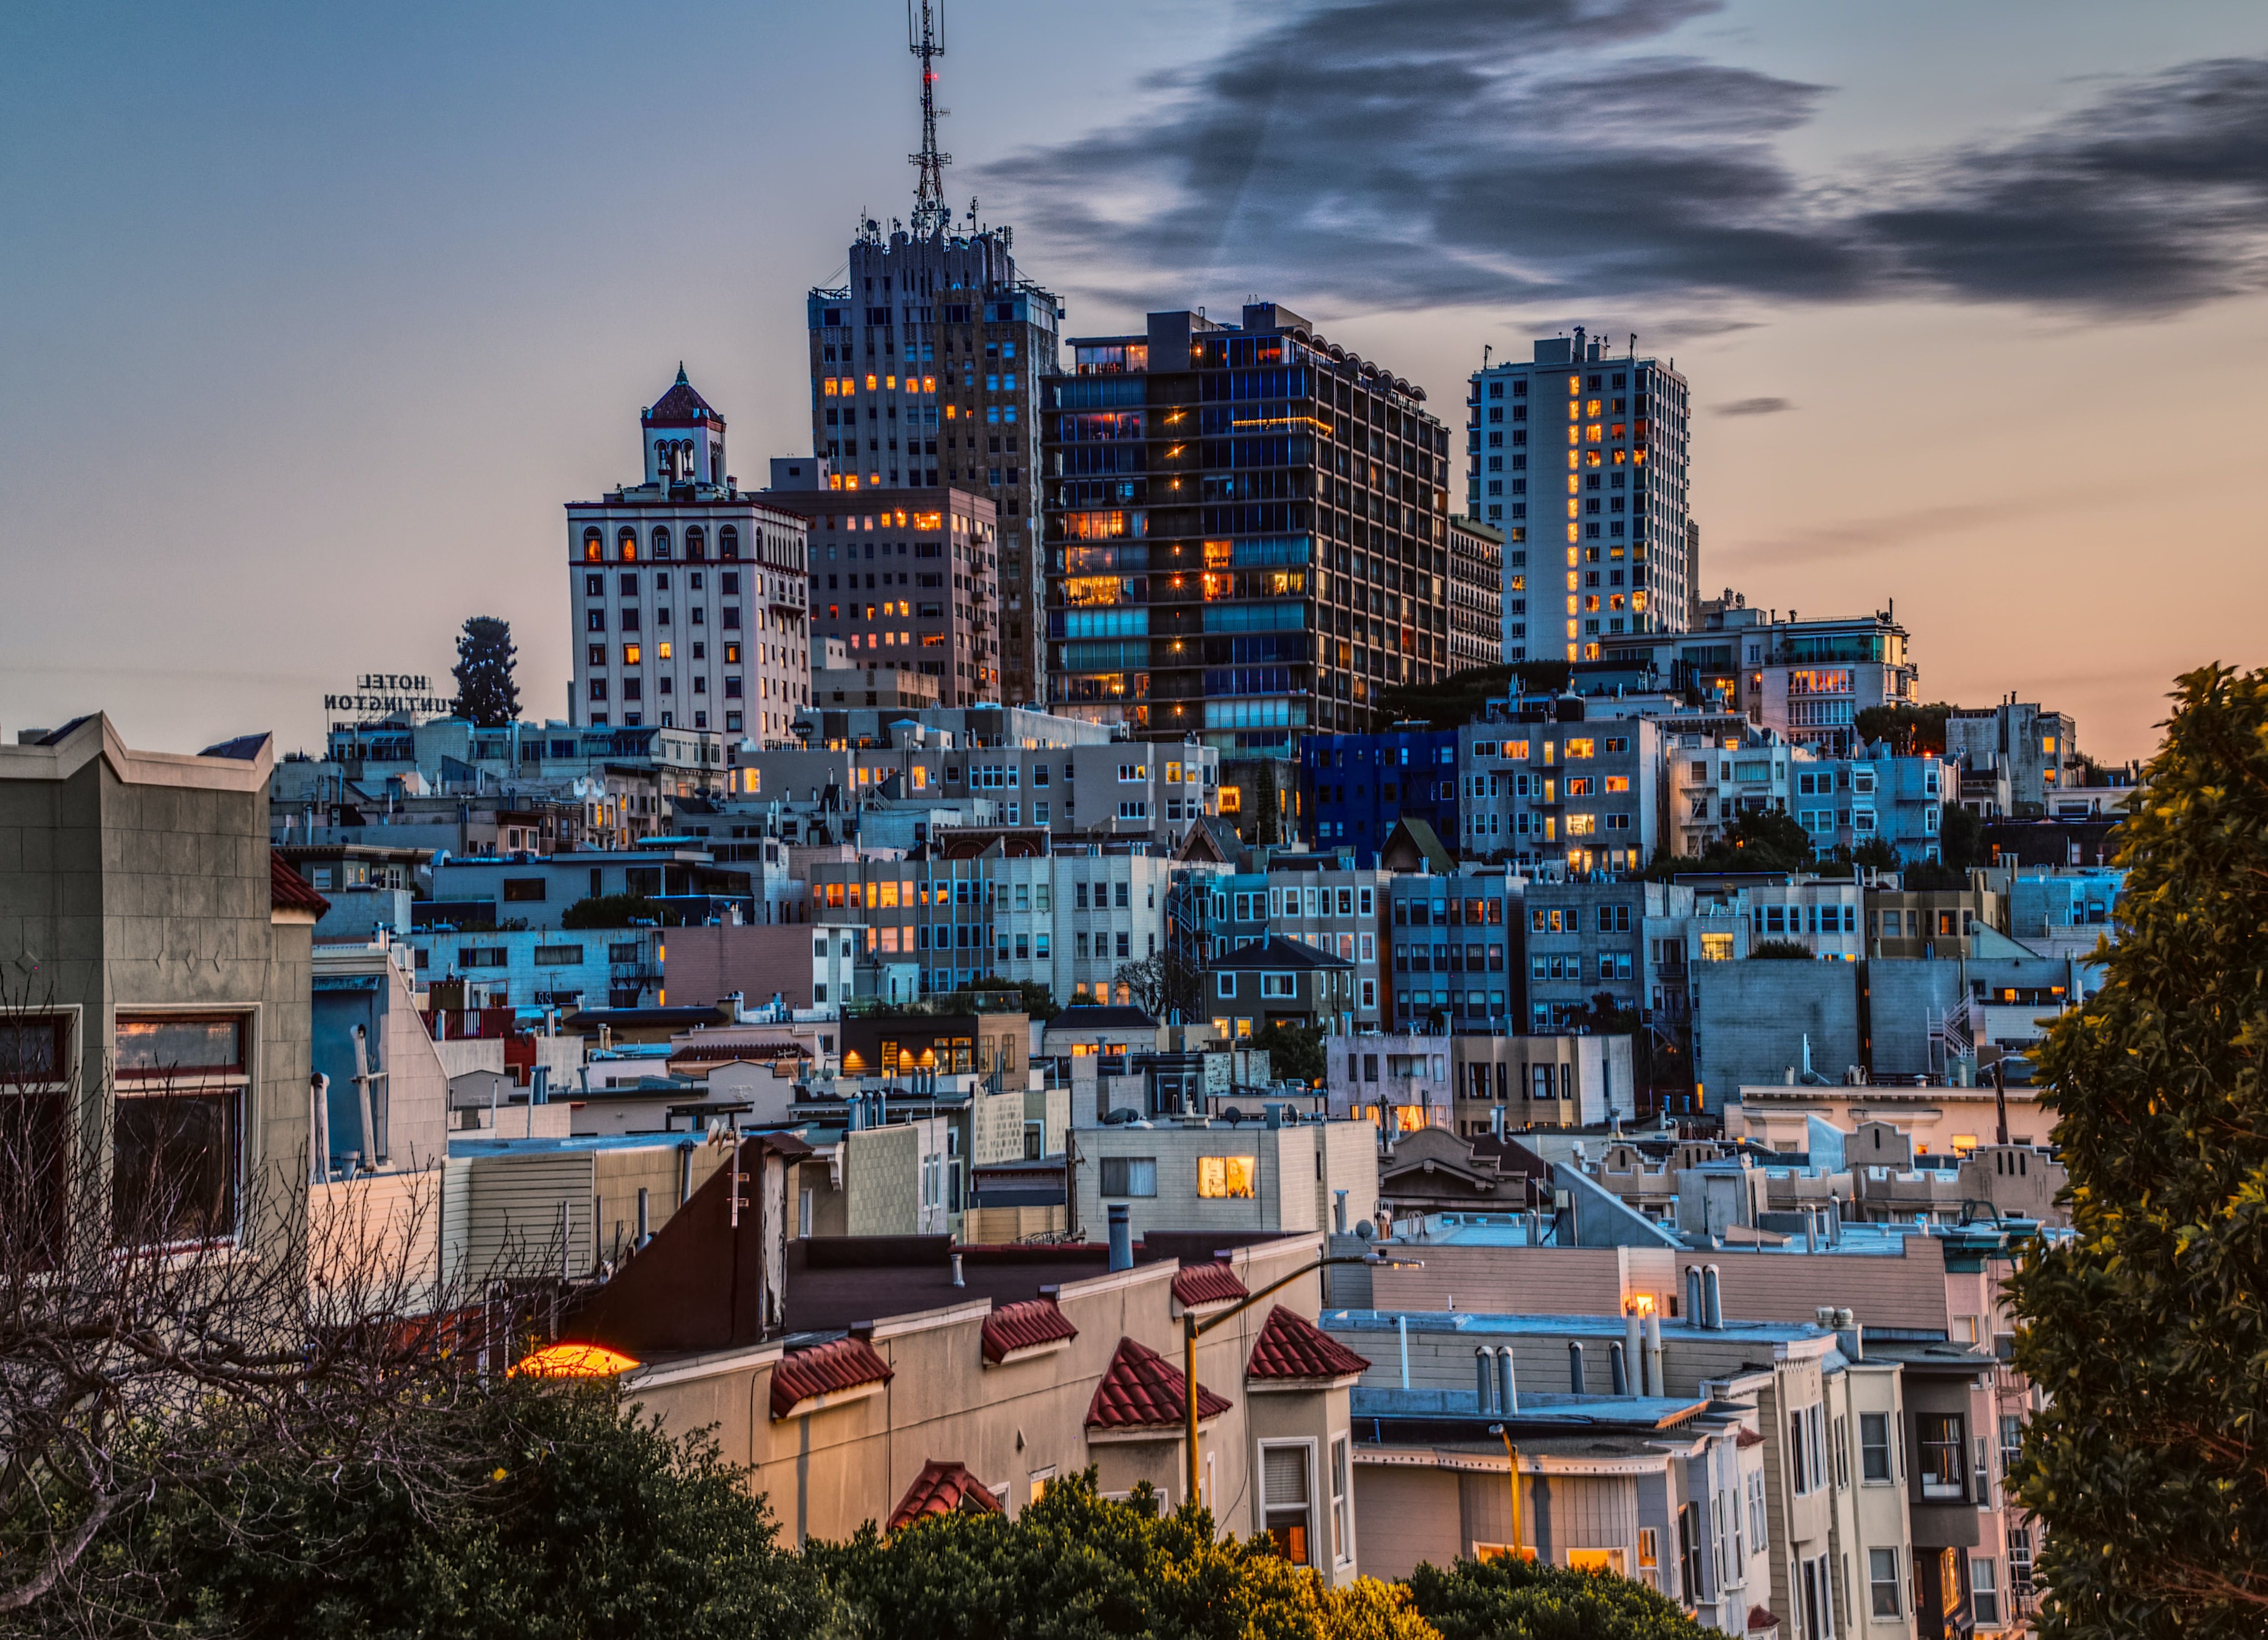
left=1179, top=1253, right=1422, bottom=1514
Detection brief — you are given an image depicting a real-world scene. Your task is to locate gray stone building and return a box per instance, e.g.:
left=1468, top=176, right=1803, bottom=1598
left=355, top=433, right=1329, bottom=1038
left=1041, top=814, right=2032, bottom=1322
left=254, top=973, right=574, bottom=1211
left=0, top=714, right=316, bottom=1247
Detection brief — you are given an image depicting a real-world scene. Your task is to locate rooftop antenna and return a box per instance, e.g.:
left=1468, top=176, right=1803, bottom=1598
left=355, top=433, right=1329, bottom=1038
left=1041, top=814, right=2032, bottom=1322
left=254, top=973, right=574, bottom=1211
left=908, top=0, right=951, bottom=238
left=1483, top=344, right=1493, bottom=369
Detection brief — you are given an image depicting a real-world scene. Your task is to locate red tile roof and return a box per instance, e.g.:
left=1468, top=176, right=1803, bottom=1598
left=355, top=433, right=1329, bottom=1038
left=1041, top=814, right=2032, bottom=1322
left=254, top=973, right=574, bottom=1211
left=1244, top=1305, right=1372, bottom=1383
left=1736, top=1427, right=1766, bottom=1448
left=1085, top=1337, right=1231, bottom=1432
left=887, top=1460, right=1004, bottom=1531
left=1746, top=1607, right=1781, bottom=1634
left=770, top=1335, right=893, bottom=1420
left=1171, top=1262, right=1249, bottom=1308
left=270, top=852, right=330, bottom=915
left=981, top=1298, right=1078, bottom=1364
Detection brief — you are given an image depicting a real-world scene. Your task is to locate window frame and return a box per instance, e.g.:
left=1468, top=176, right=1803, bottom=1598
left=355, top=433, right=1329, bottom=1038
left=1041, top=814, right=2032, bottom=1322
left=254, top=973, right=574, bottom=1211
left=1869, top=1546, right=1902, bottom=1618
left=1098, top=1154, right=1157, bottom=1199
left=1859, top=1411, right=1894, bottom=1483
left=1256, top=1438, right=1316, bottom=1566
left=1916, top=1411, right=1967, bottom=1501
left=109, top=1008, right=255, bottom=1250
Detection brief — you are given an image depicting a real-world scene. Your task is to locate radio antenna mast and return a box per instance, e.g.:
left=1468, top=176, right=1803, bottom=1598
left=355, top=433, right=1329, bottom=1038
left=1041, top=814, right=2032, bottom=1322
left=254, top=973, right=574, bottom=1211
left=908, top=0, right=951, bottom=238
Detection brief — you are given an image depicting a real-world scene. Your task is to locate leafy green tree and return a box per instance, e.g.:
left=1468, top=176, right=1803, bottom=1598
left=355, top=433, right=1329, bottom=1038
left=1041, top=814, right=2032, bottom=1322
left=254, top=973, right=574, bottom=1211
left=1852, top=700, right=1954, bottom=756
left=14, top=1383, right=821, bottom=1639
left=1850, top=837, right=1902, bottom=873
left=809, top=1474, right=1433, bottom=1640
left=929, top=976, right=1059, bottom=1019
left=2008, top=665, right=2268, bottom=1637
left=1252, top=1021, right=1327, bottom=1086
left=1372, top=665, right=1521, bottom=731
left=452, top=616, right=521, bottom=728
left=1406, top=1554, right=1714, bottom=1639
left=1650, top=807, right=1813, bottom=877
left=1749, top=938, right=1814, bottom=960
left=560, top=892, right=671, bottom=929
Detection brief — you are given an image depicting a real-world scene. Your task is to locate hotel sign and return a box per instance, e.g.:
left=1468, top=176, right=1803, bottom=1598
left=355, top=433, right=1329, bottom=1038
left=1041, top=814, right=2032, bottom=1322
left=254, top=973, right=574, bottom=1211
left=325, top=672, right=456, bottom=716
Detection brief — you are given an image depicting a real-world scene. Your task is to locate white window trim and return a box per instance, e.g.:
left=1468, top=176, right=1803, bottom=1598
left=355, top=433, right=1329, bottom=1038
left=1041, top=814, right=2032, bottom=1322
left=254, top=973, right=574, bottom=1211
left=1255, top=1436, right=1318, bottom=1567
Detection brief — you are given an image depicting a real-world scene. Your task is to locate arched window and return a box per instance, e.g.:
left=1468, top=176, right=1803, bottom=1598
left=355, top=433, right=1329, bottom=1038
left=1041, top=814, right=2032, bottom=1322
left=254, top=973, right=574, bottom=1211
left=652, top=526, right=672, bottom=560
left=686, top=525, right=706, bottom=560
left=582, top=527, right=602, bottom=561
left=719, top=526, right=740, bottom=561
left=617, top=526, right=638, bottom=562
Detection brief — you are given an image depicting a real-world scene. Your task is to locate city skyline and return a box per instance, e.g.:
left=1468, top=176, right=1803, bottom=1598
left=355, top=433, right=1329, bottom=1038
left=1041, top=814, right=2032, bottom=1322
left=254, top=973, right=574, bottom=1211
left=6, top=1, right=2267, bottom=759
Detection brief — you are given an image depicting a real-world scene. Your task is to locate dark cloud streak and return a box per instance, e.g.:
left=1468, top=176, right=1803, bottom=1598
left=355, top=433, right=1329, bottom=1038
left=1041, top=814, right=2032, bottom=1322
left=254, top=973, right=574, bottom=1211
left=984, top=4, right=2268, bottom=320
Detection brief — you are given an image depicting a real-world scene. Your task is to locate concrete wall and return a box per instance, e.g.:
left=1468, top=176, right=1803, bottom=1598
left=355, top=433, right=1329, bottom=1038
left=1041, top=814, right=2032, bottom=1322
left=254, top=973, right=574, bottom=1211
left=844, top=1122, right=920, bottom=1236
left=1673, top=1238, right=1951, bottom=1332
left=0, top=719, right=309, bottom=1249
left=1692, top=959, right=1861, bottom=1112
left=1370, top=1245, right=1677, bottom=1317
left=1075, top=1121, right=1364, bottom=1244
left=663, top=921, right=826, bottom=1011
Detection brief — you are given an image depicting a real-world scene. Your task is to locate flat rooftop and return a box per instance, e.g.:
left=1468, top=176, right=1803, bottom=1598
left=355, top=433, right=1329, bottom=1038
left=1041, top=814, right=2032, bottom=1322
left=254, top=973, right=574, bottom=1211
left=1326, top=1309, right=1835, bottom=1348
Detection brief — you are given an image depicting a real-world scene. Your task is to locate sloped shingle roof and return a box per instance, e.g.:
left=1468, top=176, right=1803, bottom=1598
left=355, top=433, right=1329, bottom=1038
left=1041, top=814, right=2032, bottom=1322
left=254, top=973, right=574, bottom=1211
left=644, top=364, right=720, bottom=425
left=1244, top=1305, right=1372, bottom=1383
left=981, top=1299, right=1078, bottom=1363
left=1210, top=934, right=1353, bottom=972
left=1085, top=1337, right=1230, bottom=1432
left=1171, top=1262, right=1249, bottom=1308
left=770, top=1335, right=893, bottom=1419
left=888, top=1460, right=1004, bottom=1530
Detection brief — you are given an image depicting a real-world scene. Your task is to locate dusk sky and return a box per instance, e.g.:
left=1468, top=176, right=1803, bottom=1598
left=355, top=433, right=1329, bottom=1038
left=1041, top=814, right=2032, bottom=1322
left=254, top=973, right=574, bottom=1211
left=6, top=0, right=2266, bottom=761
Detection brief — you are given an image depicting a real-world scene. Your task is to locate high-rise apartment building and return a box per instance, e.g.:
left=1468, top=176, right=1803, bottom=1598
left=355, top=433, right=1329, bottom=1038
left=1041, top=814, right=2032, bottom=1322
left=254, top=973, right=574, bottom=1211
left=801, top=7, right=1061, bottom=709
left=1039, top=302, right=1453, bottom=757
left=567, top=369, right=811, bottom=742
left=1467, top=330, right=1692, bottom=662
left=762, top=460, right=1001, bottom=708
left=1446, top=515, right=1504, bottom=671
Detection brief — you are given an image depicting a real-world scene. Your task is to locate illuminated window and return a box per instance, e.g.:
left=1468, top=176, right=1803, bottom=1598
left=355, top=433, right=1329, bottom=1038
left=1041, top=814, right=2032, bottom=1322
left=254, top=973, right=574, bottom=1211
left=617, top=527, right=637, bottom=561
left=1604, top=776, right=1629, bottom=792
left=724, top=644, right=742, bottom=664
left=582, top=527, right=602, bottom=561
left=1565, top=738, right=1595, bottom=758
left=623, top=643, right=641, bottom=665
left=1196, top=1155, right=1256, bottom=1198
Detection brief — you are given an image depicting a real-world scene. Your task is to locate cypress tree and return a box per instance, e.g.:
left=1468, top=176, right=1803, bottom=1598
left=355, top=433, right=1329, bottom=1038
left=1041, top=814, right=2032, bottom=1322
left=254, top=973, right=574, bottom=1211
left=452, top=615, right=520, bottom=728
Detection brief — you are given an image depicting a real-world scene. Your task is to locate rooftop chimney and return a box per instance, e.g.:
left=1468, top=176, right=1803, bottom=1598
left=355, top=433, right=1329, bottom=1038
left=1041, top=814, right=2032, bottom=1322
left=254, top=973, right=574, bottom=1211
left=1106, top=1203, right=1132, bottom=1272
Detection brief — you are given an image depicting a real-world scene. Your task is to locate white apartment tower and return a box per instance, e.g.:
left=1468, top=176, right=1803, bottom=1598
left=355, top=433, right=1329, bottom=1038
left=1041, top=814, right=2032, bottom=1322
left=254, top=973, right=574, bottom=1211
left=567, top=368, right=811, bottom=743
left=1466, top=330, right=1693, bottom=663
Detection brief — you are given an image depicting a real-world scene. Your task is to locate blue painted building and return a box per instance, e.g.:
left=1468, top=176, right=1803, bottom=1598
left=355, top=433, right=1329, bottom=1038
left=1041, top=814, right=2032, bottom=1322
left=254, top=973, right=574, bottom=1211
left=1303, top=729, right=1460, bottom=865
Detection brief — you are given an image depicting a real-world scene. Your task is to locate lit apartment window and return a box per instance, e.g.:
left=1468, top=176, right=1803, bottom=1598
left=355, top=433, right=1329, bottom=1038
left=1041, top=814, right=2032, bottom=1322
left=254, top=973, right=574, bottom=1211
left=1918, top=1413, right=1966, bottom=1499
left=1260, top=1445, right=1312, bottom=1564
left=1195, top=1156, right=1256, bottom=1199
